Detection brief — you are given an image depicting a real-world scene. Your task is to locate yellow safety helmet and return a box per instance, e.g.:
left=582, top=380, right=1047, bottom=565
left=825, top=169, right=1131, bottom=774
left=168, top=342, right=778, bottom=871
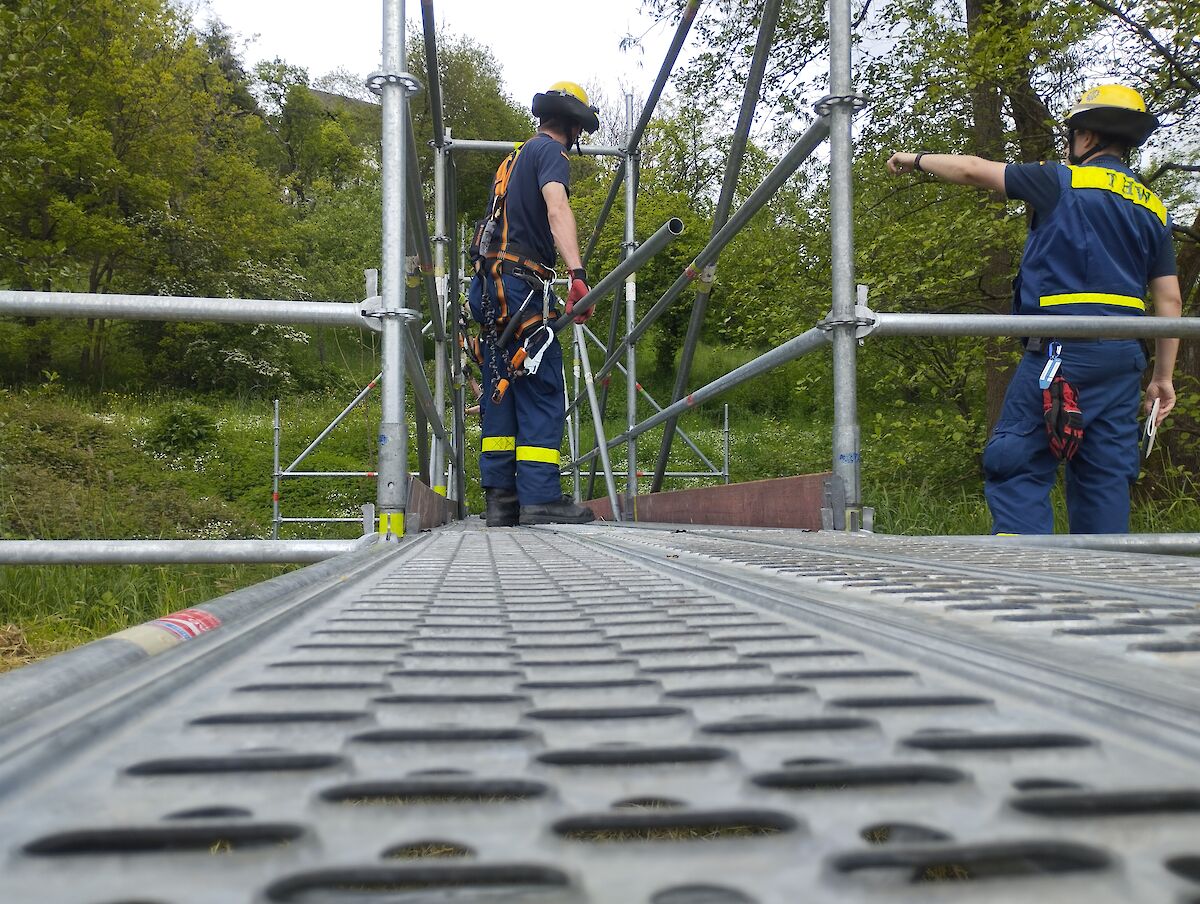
left=532, top=80, right=600, bottom=134
left=1064, top=84, right=1159, bottom=147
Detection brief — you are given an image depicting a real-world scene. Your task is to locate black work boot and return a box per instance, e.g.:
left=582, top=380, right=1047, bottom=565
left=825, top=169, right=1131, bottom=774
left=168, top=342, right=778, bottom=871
left=484, top=488, right=519, bottom=527
left=519, top=495, right=596, bottom=525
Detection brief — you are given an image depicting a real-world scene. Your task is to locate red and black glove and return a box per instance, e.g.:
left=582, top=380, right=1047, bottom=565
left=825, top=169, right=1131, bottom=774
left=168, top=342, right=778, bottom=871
left=1043, top=375, right=1084, bottom=461
left=564, top=268, right=592, bottom=324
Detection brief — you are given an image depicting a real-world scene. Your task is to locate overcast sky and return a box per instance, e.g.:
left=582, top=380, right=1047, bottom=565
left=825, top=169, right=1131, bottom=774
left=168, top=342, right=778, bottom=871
left=198, top=0, right=680, bottom=112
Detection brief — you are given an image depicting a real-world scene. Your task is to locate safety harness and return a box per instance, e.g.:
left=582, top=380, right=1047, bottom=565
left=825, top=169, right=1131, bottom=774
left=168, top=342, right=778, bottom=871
left=467, top=140, right=561, bottom=404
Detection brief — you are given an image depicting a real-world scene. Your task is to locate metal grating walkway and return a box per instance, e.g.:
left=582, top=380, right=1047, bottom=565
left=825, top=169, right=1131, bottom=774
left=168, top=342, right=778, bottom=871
left=3, top=523, right=1200, bottom=903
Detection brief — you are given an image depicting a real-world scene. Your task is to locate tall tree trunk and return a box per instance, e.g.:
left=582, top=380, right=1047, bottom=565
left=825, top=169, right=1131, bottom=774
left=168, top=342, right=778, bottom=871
left=966, top=0, right=1016, bottom=430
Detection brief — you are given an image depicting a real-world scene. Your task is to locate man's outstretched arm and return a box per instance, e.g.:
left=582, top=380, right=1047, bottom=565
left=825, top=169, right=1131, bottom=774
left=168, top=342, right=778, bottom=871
left=887, top=152, right=1008, bottom=194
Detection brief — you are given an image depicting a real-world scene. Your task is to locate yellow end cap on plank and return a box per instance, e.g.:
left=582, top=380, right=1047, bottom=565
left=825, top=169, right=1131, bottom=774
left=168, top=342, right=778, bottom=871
left=433, top=486, right=447, bottom=496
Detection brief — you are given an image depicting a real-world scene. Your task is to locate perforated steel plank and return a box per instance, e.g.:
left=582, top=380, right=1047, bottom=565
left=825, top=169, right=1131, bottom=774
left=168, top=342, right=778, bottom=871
left=1, top=524, right=1199, bottom=903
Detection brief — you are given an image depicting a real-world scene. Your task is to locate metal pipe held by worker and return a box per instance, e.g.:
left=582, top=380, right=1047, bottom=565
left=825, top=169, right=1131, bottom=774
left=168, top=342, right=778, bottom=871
left=587, top=115, right=832, bottom=386
left=550, top=217, right=684, bottom=333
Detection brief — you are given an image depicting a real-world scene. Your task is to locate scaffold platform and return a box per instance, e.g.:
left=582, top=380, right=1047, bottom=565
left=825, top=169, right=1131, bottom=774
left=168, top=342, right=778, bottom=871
left=3, top=522, right=1200, bottom=903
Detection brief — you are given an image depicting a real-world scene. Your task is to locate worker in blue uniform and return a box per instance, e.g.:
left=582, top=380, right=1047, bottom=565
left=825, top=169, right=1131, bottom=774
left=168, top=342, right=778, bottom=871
left=469, top=80, right=599, bottom=527
left=887, top=85, right=1182, bottom=534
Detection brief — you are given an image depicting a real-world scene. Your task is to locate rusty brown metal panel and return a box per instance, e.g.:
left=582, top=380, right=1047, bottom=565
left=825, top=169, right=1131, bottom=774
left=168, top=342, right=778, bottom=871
left=407, top=477, right=454, bottom=530
left=585, top=473, right=831, bottom=528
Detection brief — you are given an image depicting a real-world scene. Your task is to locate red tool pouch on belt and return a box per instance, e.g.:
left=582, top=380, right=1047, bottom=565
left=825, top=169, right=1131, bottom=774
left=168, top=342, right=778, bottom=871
left=1043, top=375, right=1084, bottom=461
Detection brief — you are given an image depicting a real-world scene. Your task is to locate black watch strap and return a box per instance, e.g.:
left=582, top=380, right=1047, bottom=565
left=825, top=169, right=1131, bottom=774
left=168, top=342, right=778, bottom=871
left=914, top=152, right=928, bottom=173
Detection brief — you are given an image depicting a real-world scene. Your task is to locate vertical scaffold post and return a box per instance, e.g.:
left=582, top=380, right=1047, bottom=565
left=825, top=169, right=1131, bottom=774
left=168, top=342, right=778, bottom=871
left=723, top=403, right=731, bottom=485
left=828, top=0, right=863, bottom=529
left=272, top=399, right=281, bottom=539
left=375, top=0, right=414, bottom=540
left=447, top=141, right=469, bottom=517
left=624, top=93, right=638, bottom=515
left=432, top=142, right=449, bottom=498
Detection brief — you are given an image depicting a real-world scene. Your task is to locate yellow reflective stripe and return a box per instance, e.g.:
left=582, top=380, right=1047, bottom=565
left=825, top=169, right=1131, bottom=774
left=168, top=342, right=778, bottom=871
left=433, top=485, right=447, bottom=496
left=516, top=445, right=561, bottom=465
left=378, top=513, right=405, bottom=536
left=1067, top=166, right=1167, bottom=225
left=482, top=436, right=516, bottom=453
left=1039, top=292, right=1146, bottom=311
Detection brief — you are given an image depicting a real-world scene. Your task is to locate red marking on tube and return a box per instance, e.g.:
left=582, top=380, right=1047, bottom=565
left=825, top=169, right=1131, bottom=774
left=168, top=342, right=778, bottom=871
left=272, top=492, right=280, bottom=502
left=686, top=394, right=696, bottom=406
left=149, top=608, right=221, bottom=641
left=684, top=266, right=699, bottom=281
left=368, top=381, right=376, bottom=389
left=367, top=471, right=377, bottom=477
left=601, top=377, right=611, bottom=387
left=635, top=383, right=643, bottom=391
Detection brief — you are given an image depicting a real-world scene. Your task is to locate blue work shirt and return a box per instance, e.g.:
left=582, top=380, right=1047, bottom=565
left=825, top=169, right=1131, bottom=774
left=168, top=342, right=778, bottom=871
left=1004, top=155, right=1175, bottom=317
left=499, top=132, right=571, bottom=269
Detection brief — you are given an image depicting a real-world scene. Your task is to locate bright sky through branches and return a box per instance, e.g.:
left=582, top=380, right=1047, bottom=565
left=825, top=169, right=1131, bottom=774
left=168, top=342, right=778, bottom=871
left=198, top=0, right=678, bottom=112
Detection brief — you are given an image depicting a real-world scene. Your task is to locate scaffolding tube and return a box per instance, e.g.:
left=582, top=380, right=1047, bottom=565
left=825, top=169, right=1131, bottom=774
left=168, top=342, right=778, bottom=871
left=431, top=143, right=449, bottom=496
left=870, top=313, right=1200, bottom=339
left=579, top=115, right=832, bottom=394
left=624, top=94, right=639, bottom=505
left=405, top=116, right=445, bottom=341
left=446, top=138, right=623, bottom=157
left=285, top=374, right=381, bottom=473
left=280, top=472, right=377, bottom=478
left=579, top=325, right=721, bottom=475
left=582, top=0, right=702, bottom=266
left=376, top=0, right=411, bottom=539
left=0, top=291, right=367, bottom=328
left=651, top=0, right=780, bottom=493
left=420, top=0, right=445, bottom=147
left=549, top=218, right=684, bottom=332
left=0, top=540, right=369, bottom=565
left=828, top=0, right=862, bottom=520
left=982, top=533, right=1200, bottom=555
left=573, top=324, right=622, bottom=518
left=403, top=329, right=449, bottom=445
left=572, top=327, right=830, bottom=472
left=586, top=271, right=626, bottom=500
left=447, top=152, right=468, bottom=515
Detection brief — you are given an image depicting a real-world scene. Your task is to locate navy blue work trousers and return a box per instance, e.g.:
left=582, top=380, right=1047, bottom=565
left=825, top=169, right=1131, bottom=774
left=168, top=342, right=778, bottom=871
left=468, top=271, right=566, bottom=505
left=982, top=340, right=1146, bottom=534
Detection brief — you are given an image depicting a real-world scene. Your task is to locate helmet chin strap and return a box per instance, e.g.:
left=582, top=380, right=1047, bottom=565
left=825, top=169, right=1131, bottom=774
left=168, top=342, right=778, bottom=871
left=1067, top=128, right=1116, bottom=165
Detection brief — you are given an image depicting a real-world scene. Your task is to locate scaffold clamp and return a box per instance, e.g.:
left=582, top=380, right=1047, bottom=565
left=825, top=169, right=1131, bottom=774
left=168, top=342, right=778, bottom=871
left=358, top=296, right=420, bottom=330
left=819, top=303, right=877, bottom=339
left=366, top=71, right=424, bottom=96
left=813, top=92, right=868, bottom=116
